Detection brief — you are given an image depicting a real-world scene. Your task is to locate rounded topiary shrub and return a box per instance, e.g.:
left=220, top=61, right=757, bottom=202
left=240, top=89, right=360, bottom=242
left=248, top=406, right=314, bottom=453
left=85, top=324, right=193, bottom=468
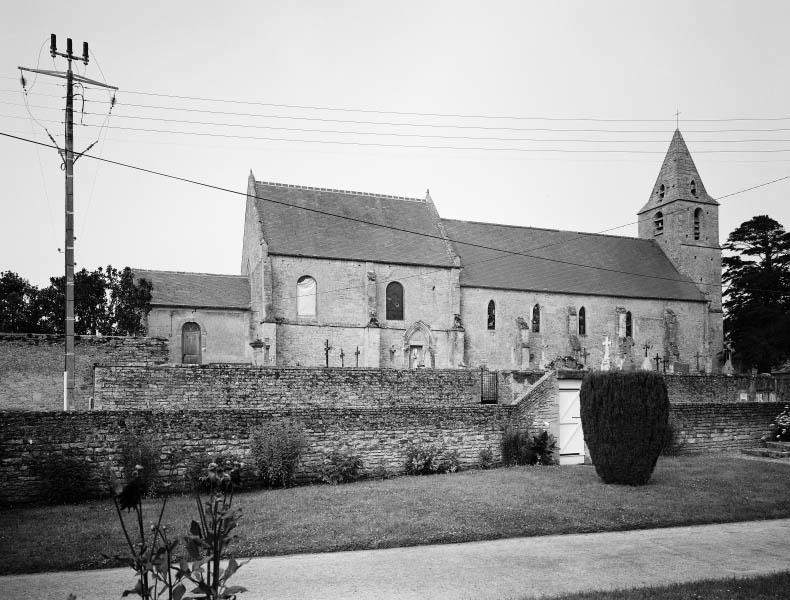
left=579, top=371, right=669, bottom=486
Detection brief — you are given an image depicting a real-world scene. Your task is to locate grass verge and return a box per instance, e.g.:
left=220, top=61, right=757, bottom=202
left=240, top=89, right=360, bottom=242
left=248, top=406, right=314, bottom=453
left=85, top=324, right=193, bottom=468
left=536, top=571, right=790, bottom=599
left=1, top=455, right=789, bottom=575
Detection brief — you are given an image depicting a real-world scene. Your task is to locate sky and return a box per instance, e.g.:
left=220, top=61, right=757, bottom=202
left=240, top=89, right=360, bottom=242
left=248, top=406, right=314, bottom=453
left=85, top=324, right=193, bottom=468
left=1, top=0, right=789, bottom=287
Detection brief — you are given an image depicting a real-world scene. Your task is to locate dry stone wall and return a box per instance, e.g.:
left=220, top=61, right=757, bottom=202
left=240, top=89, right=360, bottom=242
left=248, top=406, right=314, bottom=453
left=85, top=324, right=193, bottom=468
left=0, top=334, right=168, bottom=411
left=664, top=375, right=785, bottom=404
left=0, top=406, right=514, bottom=506
left=670, top=403, right=783, bottom=452
left=94, top=365, right=487, bottom=410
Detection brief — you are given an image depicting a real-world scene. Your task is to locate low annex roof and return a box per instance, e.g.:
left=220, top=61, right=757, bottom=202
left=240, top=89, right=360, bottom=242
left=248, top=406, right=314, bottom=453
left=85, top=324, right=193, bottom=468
left=252, top=181, right=456, bottom=268
left=134, top=269, right=250, bottom=309
left=441, top=219, right=707, bottom=302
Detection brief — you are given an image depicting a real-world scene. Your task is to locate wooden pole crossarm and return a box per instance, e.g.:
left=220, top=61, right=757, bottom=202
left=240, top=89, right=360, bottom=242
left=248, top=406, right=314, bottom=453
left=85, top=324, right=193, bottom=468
left=19, top=68, right=118, bottom=90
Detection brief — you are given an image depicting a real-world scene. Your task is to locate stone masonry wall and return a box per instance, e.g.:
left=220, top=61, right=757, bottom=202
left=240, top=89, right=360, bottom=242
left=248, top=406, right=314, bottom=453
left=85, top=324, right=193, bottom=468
left=0, top=406, right=514, bottom=506
left=460, top=287, right=710, bottom=372
left=94, top=365, right=486, bottom=410
left=664, top=374, right=785, bottom=404
left=0, top=334, right=169, bottom=411
left=670, top=403, right=783, bottom=452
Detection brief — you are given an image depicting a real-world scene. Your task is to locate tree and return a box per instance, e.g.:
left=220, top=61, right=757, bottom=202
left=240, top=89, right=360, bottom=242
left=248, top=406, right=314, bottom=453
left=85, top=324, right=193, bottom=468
left=0, top=266, right=152, bottom=335
left=723, top=215, right=790, bottom=372
left=579, top=371, right=669, bottom=486
left=0, top=271, right=39, bottom=332
left=105, top=266, right=153, bottom=336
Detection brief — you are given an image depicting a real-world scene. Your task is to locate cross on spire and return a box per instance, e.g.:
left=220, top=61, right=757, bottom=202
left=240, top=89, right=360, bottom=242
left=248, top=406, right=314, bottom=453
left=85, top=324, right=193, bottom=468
left=675, top=108, right=680, bottom=129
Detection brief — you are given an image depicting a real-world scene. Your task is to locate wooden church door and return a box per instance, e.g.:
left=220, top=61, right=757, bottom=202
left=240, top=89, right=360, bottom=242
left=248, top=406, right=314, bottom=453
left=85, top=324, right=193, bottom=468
left=182, top=322, right=202, bottom=364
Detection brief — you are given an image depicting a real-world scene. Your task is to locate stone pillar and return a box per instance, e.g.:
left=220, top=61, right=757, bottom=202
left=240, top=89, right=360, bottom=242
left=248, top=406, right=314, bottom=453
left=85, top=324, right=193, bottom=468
left=364, top=266, right=380, bottom=327
left=362, top=325, right=381, bottom=367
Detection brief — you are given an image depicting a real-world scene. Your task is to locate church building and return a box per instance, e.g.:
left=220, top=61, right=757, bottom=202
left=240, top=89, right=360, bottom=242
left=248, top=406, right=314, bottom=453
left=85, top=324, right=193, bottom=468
left=137, top=130, right=723, bottom=372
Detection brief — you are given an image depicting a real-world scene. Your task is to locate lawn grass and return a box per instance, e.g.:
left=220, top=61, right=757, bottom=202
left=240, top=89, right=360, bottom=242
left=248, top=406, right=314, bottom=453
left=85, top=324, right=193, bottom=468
left=2, top=455, right=789, bottom=575
left=536, top=571, right=790, bottom=599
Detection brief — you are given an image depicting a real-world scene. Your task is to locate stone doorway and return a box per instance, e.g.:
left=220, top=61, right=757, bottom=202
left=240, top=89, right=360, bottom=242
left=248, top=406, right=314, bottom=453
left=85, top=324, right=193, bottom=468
left=404, top=320, right=434, bottom=368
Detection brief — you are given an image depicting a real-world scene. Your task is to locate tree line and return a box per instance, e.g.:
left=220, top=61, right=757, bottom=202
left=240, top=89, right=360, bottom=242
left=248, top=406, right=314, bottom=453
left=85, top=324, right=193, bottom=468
left=0, top=266, right=151, bottom=336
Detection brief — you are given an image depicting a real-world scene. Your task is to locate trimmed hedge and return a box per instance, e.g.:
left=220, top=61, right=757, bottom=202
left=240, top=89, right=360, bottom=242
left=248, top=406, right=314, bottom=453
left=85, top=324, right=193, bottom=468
left=580, top=371, right=669, bottom=485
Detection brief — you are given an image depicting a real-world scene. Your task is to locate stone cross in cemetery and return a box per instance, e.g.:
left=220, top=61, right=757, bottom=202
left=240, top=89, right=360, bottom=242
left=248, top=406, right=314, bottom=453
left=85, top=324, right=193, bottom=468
left=654, top=353, right=662, bottom=372
left=601, top=336, right=612, bottom=371
left=354, top=346, right=361, bottom=367
left=641, top=341, right=653, bottom=371
left=340, top=348, right=345, bottom=367
left=580, top=347, right=589, bottom=367
left=324, top=339, right=332, bottom=368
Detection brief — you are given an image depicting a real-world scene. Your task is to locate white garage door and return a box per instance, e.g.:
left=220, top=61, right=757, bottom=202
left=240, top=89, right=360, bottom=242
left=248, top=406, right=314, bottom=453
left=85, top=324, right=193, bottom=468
left=558, top=378, right=585, bottom=465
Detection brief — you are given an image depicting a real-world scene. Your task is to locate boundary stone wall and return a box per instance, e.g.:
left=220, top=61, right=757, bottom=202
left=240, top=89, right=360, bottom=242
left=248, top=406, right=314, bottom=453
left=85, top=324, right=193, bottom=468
left=0, top=334, right=169, bottom=411
left=670, top=403, right=783, bottom=452
left=0, top=406, right=516, bottom=506
left=664, top=374, right=785, bottom=404
left=94, top=365, right=542, bottom=410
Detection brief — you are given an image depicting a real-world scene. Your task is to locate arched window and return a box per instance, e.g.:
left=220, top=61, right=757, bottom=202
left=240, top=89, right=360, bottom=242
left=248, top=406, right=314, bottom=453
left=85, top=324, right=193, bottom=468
left=532, top=303, right=540, bottom=333
left=690, top=179, right=697, bottom=197
left=386, top=282, right=404, bottom=320
left=578, top=306, right=586, bottom=336
left=625, top=311, right=633, bottom=338
left=296, top=276, right=317, bottom=316
left=654, top=211, right=664, bottom=235
left=181, top=322, right=201, bottom=364
left=693, top=208, right=702, bottom=240
left=659, top=184, right=665, bottom=200
left=487, top=300, right=496, bottom=330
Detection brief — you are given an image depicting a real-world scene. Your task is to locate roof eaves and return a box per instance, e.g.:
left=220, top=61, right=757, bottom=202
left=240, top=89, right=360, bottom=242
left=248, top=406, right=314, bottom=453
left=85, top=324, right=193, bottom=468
left=459, top=283, right=708, bottom=303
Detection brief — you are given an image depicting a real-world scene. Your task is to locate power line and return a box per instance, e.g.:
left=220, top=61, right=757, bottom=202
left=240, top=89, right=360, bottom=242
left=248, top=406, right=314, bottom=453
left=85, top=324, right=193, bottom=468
left=9, top=89, right=790, bottom=135
left=6, top=114, right=790, bottom=154
left=11, top=101, right=790, bottom=145
left=4, top=75, right=790, bottom=125
left=2, top=129, right=788, bottom=298
left=52, top=83, right=790, bottom=123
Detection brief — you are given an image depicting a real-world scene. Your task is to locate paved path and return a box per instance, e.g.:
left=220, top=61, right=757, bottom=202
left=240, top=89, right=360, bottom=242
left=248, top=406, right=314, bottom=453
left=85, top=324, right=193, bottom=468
left=6, top=519, right=790, bottom=600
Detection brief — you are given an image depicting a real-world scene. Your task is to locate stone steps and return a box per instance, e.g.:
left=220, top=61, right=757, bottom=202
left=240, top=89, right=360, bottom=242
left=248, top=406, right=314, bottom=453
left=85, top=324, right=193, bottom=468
left=765, top=440, right=790, bottom=451
left=741, top=447, right=790, bottom=459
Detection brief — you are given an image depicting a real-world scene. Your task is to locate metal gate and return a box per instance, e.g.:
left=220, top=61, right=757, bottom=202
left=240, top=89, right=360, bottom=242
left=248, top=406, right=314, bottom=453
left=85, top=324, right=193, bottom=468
left=480, top=368, right=498, bottom=404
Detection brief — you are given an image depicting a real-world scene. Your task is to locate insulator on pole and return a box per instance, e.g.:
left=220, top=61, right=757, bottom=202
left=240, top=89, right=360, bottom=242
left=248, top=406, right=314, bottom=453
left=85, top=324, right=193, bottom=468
left=66, top=38, right=72, bottom=56
left=82, top=42, right=89, bottom=64
left=50, top=34, right=57, bottom=57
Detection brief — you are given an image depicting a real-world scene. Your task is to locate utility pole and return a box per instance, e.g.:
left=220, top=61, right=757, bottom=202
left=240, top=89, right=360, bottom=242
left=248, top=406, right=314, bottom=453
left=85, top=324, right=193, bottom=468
left=20, top=35, right=117, bottom=410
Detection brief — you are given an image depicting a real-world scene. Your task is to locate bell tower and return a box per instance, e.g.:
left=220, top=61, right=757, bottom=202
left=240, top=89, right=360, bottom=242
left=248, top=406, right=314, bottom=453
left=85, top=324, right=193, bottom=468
left=637, top=129, right=723, bottom=359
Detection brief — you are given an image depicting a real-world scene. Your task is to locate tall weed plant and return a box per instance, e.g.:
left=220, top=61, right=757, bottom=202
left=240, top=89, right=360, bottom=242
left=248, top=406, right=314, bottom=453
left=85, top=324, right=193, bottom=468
left=250, top=419, right=306, bottom=488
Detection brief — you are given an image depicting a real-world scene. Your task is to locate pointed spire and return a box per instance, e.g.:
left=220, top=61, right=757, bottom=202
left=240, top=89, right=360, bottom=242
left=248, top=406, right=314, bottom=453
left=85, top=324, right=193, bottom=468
left=638, top=129, right=717, bottom=214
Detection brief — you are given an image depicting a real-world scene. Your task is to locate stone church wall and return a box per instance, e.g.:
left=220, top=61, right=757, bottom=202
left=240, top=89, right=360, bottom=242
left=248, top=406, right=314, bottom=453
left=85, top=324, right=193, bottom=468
left=0, top=334, right=168, bottom=411
left=460, top=288, right=709, bottom=371
left=146, top=307, right=251, bottom=364
left=268, top=255, right=461, bottom=367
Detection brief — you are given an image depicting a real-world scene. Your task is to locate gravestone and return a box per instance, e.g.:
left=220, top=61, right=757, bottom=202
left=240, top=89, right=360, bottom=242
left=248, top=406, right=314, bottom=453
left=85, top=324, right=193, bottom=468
left=673, top=362, right=690, bottom=375
left=600, top=336, right=612, bottom=371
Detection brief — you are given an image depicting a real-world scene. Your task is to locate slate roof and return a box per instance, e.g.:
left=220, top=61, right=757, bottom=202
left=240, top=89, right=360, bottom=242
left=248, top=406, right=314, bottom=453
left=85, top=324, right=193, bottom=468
left=253, top=181, right=455, bottom=267
left=441, top=219, right=707, bottom=302
left=134, top=269, right=250, bottom=309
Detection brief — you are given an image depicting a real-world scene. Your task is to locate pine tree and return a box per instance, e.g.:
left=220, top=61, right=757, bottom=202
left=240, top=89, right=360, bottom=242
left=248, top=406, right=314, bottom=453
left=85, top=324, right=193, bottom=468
left=723, top=215, right=790, bottom=372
